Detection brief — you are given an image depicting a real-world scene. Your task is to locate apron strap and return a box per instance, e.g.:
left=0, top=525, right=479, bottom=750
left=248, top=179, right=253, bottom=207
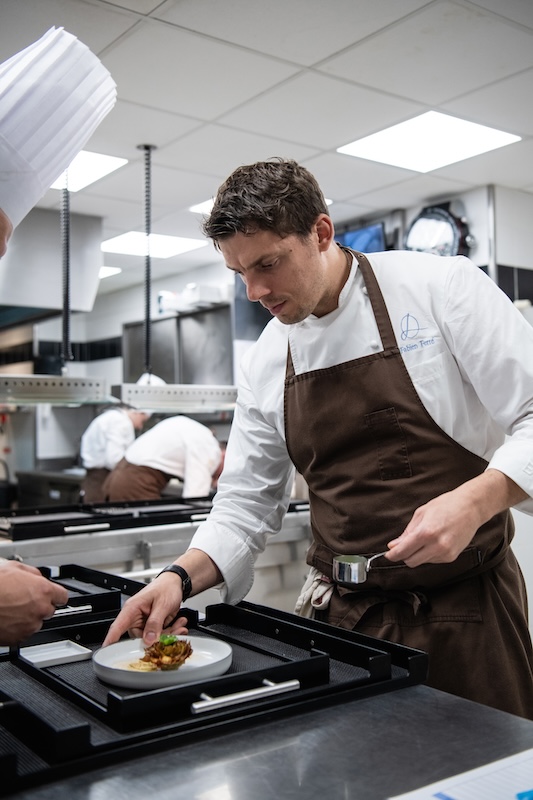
left=343, top=249, right=399, bottom=352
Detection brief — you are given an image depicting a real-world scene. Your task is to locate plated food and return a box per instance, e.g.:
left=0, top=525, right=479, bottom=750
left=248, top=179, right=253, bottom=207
left=93, top=634, right=232, bottom=689
left=128, top=634, right=193, bottom=672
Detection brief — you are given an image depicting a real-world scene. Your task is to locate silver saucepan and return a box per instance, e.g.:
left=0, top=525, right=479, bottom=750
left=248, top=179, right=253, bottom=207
left=332, top=551, right=388, bottom=586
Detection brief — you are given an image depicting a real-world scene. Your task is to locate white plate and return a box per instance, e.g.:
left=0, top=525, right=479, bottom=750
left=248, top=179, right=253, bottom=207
left=92, top=636, right=232, bottom=690
left=20, top=640, right=93, bottom=667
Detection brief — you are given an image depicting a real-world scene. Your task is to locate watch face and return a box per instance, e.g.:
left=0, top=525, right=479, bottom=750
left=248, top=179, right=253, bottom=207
left=405, top=206, right=469, bottom=257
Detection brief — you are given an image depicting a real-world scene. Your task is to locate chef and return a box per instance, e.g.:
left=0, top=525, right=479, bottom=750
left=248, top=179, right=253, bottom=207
left=102, top=415, right=225, bottom=501
left=0, top=26, right=116, bottom=642
left=104, top=159, right=533, bottom=720
left=80, top=405, right=151, bottom=503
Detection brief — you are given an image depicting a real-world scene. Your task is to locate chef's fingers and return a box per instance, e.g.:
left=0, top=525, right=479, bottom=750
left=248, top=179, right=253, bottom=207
left=50, top=582, right=69, bottom=606
left=103, top=572, right=185, bottom=647
left=102, top=598, right=151, bottom=646
left=140, top=572, right=190, bottom=645
left=164, top=615, right=189, bottom=636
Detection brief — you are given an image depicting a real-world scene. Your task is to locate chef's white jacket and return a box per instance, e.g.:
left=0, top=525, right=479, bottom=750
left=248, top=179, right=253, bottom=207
left=190, top=251, right=533, bottom=603
left=124, top=415, right=222, bottom=498
left=81, top=409, right=135, bottom=471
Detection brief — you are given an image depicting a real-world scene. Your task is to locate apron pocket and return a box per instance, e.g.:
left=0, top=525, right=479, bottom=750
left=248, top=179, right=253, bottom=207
left=364, top=407, right=412, bottom=480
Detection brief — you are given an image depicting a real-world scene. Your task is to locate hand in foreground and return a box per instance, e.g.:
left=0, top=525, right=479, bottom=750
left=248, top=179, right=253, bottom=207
left=0, top=561, right=69, bottom=645
left=102, top=574, right=189, bottom=648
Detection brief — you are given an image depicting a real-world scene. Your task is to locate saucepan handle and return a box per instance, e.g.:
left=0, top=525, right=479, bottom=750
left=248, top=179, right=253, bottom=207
left=366, top=551, right=388, bottom=570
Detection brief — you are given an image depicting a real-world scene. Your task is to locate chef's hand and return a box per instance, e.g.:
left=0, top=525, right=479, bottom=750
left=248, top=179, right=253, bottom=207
left=103, top=549, right=223, bottom=648
left=102, top=574, right=189, bottom=648
left=0, top=561, right=69, bottom=645
left=386, top=469, right=527, bottom=567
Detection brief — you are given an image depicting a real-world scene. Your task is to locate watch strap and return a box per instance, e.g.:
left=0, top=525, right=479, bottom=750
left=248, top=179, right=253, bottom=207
left=157, top=564, right=192, bottom=601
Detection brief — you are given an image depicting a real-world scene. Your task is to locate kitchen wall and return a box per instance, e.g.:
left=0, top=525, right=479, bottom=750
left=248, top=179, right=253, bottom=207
left=26, top=182, right=533, bottom=383
left=23, top=186, right=479, bottom=394
left=34, top=258, right=234, bottom=388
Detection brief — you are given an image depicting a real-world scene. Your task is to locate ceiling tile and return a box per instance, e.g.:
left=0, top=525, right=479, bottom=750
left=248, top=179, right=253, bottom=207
left=319, top=1, right=533, bottom=104
left=0, top=0, right=136, bottom=60
left=159, top=124, right=319, bottom=177
left=219, top=72, right=423, bottom=150
left=103, top=0, right=166, bottom=13
left=433, top=138, right=533, bottom=188
left=299, top=152, right=417, bottom=203
left=102, top=23, right=300, bottom=120
left=442, top=69, right=533, bottom=137
left=85, top=100, right=203, bottom=160
left=467, top=0, right=533, bottom=29
left=159, top=0, right=430, bottom=66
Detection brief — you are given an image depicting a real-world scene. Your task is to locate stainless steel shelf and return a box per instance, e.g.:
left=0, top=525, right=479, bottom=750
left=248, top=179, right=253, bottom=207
left=0, top=375, right=113, bottom=406
left=112, top=383, right=237, bottom=413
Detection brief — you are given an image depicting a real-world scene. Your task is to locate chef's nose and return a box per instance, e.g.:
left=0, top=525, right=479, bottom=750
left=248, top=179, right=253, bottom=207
left=244, top=274, right=270, bottom=303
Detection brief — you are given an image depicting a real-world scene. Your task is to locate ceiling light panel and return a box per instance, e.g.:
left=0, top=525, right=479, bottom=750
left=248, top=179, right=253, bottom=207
left=50, top=150, right=128, bottom=192
left=337, top=111, right=521, bottom=173
left=189, top=199, right=214, bottom=214
left=101, top=232, right=208, bottom=258
left=99, top=266, right=122, bottom=279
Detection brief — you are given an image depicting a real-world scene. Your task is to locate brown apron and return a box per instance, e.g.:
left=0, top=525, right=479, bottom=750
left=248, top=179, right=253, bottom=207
left=285, top=249, right=533, bottom=718
left=81, top=467, right=110, bottom=503
left=102, top=458, right=169, bottom=502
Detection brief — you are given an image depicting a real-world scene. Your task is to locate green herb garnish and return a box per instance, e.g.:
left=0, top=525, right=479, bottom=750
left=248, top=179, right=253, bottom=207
left=159, top=634, right=178, bottom=646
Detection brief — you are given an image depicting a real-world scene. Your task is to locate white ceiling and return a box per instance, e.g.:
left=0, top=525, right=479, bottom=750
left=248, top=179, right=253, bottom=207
left=2, top=0, right=533, bottom=297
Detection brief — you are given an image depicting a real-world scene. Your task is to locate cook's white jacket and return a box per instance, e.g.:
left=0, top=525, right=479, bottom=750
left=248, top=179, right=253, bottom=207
left=190, top=250, right=533, bottom=603
left=125, top=416, right=221, bottom=498
left=81, top=408, right=135, bottom=471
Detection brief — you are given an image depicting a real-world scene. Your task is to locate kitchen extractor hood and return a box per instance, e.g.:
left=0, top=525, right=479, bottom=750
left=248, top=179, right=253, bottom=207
left=0, top=208, right=103, bottom=330
left=112, top=382, right=237, bottom=414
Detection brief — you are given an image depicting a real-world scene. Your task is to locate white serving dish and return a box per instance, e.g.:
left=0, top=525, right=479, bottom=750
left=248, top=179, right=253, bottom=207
left=19, top=640, right=93, bottom=667
left=93, top=636, right=232, bottom=690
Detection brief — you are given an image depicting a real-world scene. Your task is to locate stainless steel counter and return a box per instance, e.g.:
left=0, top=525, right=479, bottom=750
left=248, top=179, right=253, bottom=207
left=9, top=684, right=533, bottom=799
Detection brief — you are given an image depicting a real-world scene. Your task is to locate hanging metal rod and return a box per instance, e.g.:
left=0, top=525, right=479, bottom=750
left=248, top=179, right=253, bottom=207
left=60, top=179, right=73, bottom=370
left=137, top=143, right=157, bottom=377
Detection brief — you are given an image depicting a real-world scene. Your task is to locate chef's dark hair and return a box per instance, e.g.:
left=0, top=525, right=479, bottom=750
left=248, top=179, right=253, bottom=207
left=202, top=158, right=329, bottom=247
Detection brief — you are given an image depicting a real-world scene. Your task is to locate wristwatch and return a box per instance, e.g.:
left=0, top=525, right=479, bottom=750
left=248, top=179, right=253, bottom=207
left=156, top=564, right=192, bottom=602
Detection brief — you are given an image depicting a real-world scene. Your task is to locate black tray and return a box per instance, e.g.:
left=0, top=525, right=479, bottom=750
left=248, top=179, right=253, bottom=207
left=0, top=565, right=427, bottom=796
left=0, top=498, right=214, bottom=540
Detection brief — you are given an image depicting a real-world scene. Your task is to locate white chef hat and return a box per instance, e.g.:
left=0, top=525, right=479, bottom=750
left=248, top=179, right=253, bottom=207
left=136, top=372, right=167, bottom=387
left=0, top=26, right=116, bottom=229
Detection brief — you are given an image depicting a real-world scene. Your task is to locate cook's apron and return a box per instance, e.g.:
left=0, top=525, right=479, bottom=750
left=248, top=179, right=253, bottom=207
left=102, top=458, right=169, bottom=502
left=81, top=467, right=109, bottom=503
left=285, top=249, right=533, bottom=718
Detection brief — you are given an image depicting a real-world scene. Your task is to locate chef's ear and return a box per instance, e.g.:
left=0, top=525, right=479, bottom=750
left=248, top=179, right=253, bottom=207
left=315, top=214, right=335, bottom=251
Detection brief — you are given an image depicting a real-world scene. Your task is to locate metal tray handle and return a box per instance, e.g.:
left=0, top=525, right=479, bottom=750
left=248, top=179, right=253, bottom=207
left=63, top=523, right=111, bottom=533
left=191, top=678, right=300, bottom=715
left=53, top=604, right=93, bottom=617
